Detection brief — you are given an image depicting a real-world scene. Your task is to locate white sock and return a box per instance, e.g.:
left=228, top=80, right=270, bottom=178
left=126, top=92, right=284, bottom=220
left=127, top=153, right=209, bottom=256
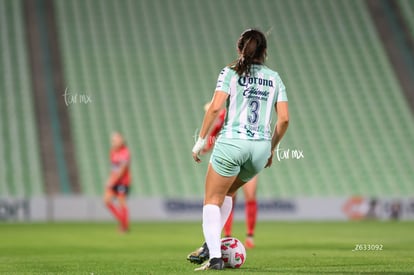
left=220, top=196, right=233, bottom=229
left=202, top=204, right=221, bottom=259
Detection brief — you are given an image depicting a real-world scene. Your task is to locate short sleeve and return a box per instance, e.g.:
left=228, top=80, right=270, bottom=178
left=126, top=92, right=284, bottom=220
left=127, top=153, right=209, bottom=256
left=215, top=67, right=232, bottom=94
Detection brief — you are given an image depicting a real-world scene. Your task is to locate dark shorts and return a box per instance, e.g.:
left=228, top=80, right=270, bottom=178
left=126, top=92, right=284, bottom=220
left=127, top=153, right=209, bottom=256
left=111, top=184, right=129, bottom=196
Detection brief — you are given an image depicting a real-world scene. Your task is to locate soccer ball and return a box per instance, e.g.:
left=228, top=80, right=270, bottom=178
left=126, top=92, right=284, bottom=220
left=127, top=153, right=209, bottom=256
left=221, top=237, right=246, bottom=268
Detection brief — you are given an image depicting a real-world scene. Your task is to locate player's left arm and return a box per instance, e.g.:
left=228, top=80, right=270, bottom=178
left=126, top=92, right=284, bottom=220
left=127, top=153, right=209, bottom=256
left=192, top=91, right=228, bottom=162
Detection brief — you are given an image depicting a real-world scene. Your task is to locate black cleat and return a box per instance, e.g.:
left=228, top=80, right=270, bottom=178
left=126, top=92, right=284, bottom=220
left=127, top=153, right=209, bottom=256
left=187, top=242, right=210, bottom=264
left=194, top=257, right=224, bottom=271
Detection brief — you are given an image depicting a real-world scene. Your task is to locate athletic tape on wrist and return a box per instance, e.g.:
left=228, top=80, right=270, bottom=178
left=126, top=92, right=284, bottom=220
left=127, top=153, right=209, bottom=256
left=192, top=137, right=206, bottom=154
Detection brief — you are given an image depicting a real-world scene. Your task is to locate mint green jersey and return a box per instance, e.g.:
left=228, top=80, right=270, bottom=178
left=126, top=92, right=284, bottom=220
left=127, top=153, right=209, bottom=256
left=215, top=65, right=287, bottom=140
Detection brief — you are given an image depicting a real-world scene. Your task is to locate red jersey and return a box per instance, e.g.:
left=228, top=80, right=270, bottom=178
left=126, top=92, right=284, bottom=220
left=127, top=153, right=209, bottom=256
left=203, top=109, right=226, bottom=153
left=110, top=145, right=131, bottom=185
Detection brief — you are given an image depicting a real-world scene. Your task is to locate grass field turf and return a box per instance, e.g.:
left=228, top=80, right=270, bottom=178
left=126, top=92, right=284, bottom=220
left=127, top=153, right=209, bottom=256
left=0, top=221, right=413, bottom=274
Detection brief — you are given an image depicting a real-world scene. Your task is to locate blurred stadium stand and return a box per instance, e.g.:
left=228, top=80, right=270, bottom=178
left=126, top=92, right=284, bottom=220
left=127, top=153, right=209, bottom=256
left=399, top=0, right=414, bottom=35
left=0, top=0, right=44, bottom=196
left=0, top=0, right=413, bottom=199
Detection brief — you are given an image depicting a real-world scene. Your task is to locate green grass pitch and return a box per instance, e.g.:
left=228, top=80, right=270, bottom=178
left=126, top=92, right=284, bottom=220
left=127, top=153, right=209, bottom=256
left=0, top=221, right=413, bottom=274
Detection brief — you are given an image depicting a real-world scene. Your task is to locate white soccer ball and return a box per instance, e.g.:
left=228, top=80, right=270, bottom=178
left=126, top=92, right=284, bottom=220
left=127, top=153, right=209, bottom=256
left=221, top=237, right=246, bottom=268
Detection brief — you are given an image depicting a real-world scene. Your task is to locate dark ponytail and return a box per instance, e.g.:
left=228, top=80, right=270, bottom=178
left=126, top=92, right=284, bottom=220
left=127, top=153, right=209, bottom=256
left=232, top=29, right=267, bottom=76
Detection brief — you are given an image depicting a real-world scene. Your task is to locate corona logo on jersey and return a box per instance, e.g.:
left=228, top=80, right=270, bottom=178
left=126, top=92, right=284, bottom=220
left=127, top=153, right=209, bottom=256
left=238, top=76, right=273, bottom=101
left=238, top=76, right=274, bottom=87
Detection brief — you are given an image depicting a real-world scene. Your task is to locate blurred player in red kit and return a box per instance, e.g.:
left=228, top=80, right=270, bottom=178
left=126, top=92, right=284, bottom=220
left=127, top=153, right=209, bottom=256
left=201, top=102, right=258, bottom=249
left=104, top=132, right=131, bottom=232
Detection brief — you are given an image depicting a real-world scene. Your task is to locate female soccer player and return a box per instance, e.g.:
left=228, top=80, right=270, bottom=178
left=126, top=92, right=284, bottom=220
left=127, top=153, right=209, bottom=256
left=190, top=29, right=289, bottom=270
left=201, top=101, right=258, bottom=249
left=104, top=132, right=131, bottom=233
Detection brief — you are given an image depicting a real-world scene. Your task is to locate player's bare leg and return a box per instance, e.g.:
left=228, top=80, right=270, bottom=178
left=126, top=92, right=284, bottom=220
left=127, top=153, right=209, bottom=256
left=192, top=164, right=240, bottom=270
left=189, top=173, right=247, bottom=269
left=227, top=176, right=247, bottom=195
left=222, top=177, right=249, bottom=238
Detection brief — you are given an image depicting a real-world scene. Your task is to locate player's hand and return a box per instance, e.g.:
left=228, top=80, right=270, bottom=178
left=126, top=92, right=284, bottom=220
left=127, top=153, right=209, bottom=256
left=192, top=152, right=201, bottom=163
left=265, top=151, right=274, bottom=168
left=192, top=137, right=206, bottom=163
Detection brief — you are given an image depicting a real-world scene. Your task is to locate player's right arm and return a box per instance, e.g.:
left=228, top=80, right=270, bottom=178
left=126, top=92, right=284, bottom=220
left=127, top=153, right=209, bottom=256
left=192, top=67, right=231, bottom=162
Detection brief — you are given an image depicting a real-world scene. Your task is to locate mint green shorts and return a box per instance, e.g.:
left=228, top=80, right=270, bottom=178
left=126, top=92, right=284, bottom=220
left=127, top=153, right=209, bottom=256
left=210, top=137, right=271, bottom=182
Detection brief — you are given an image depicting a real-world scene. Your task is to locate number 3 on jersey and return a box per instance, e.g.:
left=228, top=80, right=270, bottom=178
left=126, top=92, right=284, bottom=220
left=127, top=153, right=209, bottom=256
left=247, top=99, right=260, bottom=125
